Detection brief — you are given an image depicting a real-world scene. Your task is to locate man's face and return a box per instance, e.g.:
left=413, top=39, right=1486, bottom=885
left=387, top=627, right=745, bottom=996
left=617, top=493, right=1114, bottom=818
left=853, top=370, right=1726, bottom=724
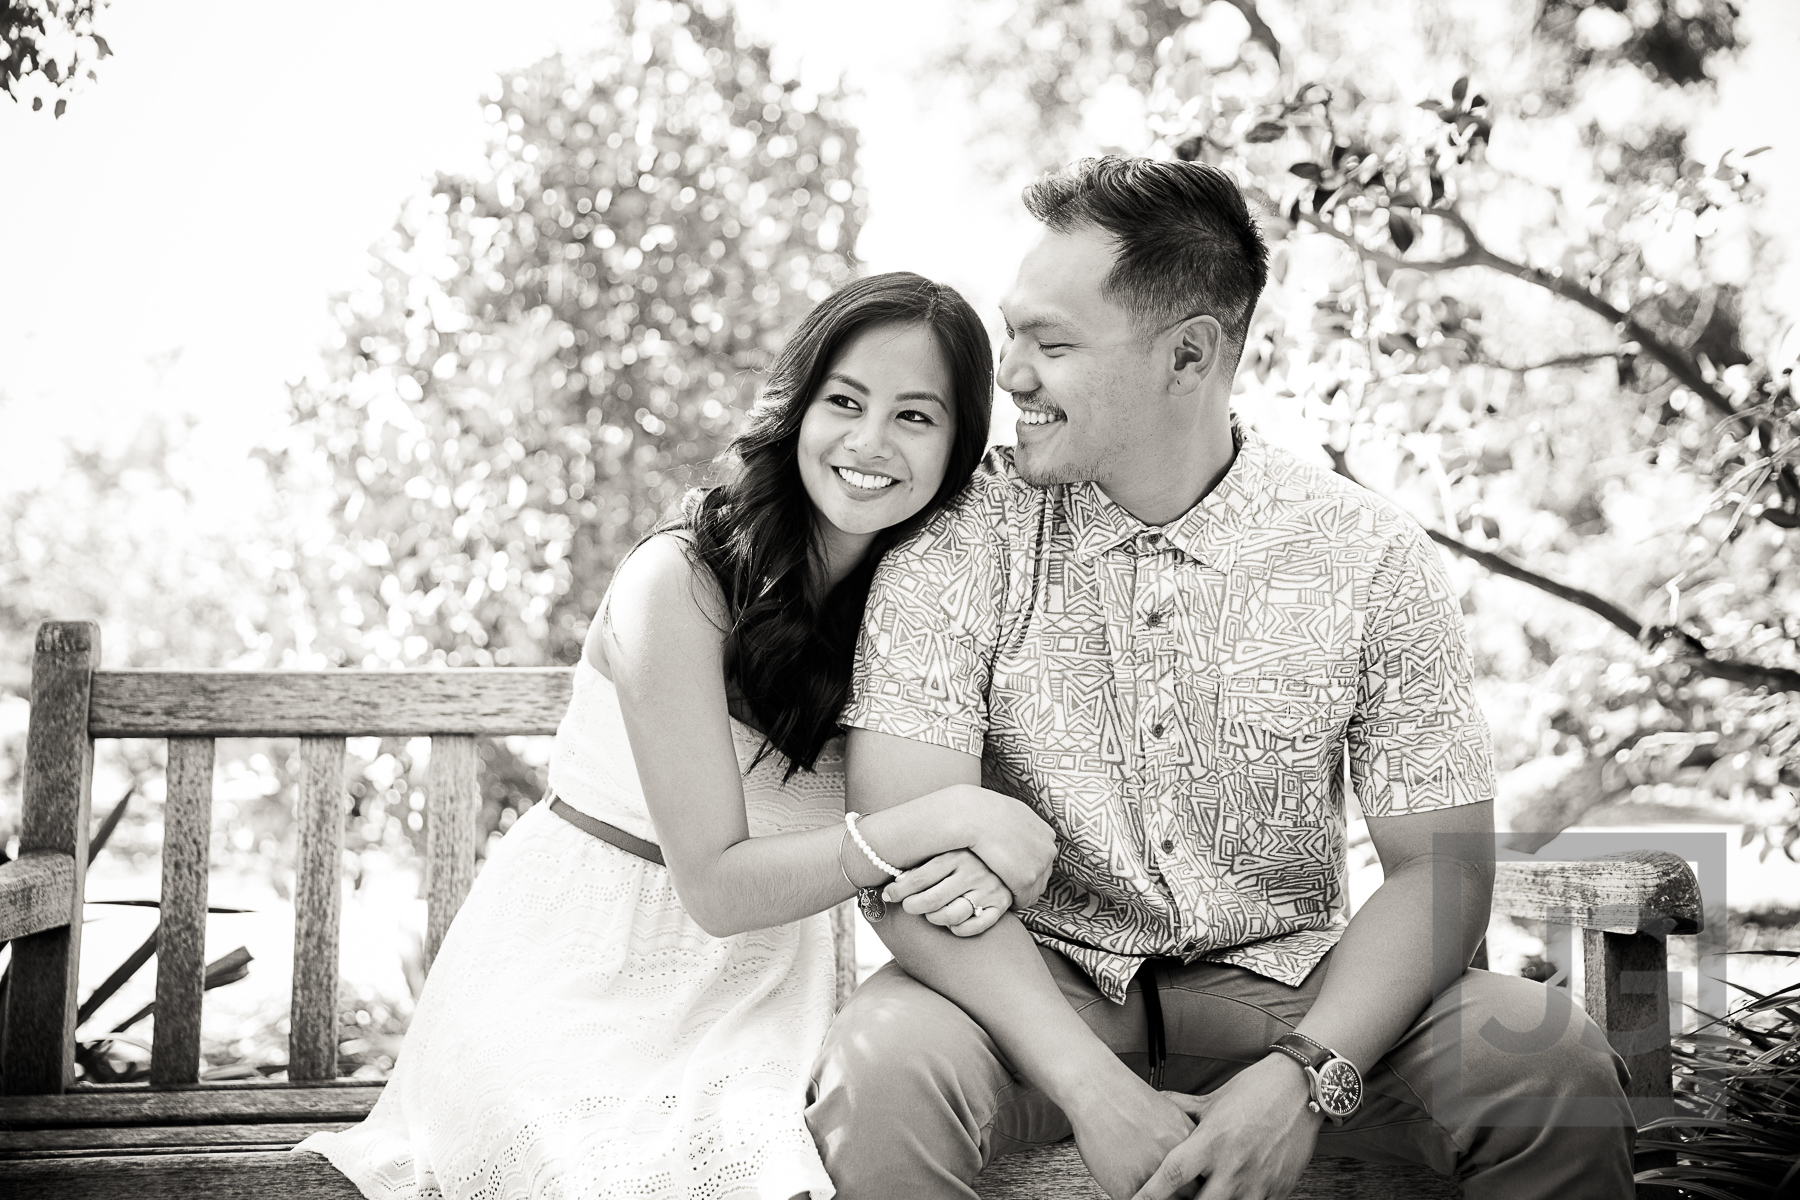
left=998, top=224, right=1168, bottom=489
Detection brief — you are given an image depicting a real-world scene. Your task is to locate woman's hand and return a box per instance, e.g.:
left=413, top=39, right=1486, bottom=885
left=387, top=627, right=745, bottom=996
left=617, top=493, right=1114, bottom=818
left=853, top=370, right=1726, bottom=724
left=885, top=850, right=1014, bottom=937
left=957, top=787, right=1057, bottom=909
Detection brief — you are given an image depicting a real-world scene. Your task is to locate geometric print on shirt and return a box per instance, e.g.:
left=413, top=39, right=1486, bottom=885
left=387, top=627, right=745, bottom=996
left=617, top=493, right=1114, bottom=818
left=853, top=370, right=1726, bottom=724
left=844, top=422, right=1496, bottom=1002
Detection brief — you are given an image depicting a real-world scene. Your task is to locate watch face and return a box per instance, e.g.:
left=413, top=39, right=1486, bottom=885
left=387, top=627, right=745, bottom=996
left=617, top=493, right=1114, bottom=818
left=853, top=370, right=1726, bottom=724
left=1315, top=1058, right=1363, bottom=1117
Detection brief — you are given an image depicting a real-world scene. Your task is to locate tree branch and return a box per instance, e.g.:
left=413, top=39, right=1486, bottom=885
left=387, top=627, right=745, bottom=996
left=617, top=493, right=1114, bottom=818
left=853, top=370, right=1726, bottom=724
left=1297, top=208, right=1742, bottom=421
left=1475, top=350, right=1620, bottom=373
left=1323, top=446, right=1800, bottom=695
left=1217, top=0, right=1283, bottom=64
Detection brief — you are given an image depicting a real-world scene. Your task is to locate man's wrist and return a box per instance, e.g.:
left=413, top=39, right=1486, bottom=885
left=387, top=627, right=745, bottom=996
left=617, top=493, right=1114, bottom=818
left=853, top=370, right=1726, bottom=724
left=1261, top=1051, right=1327, bottom=1125
left=1039, top=1039, right=1145, bottom=1119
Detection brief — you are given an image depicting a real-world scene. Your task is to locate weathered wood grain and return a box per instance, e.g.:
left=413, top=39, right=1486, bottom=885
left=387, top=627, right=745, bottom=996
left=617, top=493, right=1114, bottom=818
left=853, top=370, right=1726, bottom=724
left=975, top=1141, right=1459, bottom=1198
left=0, top=1147, right=365, bottom=1199
left=3, top=621, right=100, bottom=1096
left=0, top=1120, right=351, bottom=1154
left=290, top=738, right=346, bottom=1083
left=1492, top=850, right=1702, bottom=936
left=150, top=738, right=215, bottom=1087
left=830, top=900, right=858, bottom=1013
left=1583, top=929, right=1675, bottom=1122
left=89, top=669, right=573, bottom=737
left=0, top=1082, right=382, bottom=1129
left=0, top=852, right=76, bottom=942
left=425, top=735, right=480, bottom=972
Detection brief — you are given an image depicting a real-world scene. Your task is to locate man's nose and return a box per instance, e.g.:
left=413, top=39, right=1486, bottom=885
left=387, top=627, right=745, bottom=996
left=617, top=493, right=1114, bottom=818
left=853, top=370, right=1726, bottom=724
left=996, top=339, right=1035, bottom=395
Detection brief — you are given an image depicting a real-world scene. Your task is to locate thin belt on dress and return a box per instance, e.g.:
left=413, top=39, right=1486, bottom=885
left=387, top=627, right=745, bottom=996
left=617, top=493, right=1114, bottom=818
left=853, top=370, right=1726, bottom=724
left=544, top=790, right=664, bottom=866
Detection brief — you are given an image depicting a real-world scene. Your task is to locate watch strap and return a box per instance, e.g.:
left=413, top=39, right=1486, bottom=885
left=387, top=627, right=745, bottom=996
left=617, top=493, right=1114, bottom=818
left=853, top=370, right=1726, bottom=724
left=1270, top=1031, right=1333, bottom=1071
left=1267, top=1039, right=1315, bottom=1073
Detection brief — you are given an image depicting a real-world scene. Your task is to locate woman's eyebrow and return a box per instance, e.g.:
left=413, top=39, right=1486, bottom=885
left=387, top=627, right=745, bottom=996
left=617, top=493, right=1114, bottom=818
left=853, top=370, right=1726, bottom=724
left=896, top=391, right=947, bottom=407
left=825, top=371, right=870, bottom=392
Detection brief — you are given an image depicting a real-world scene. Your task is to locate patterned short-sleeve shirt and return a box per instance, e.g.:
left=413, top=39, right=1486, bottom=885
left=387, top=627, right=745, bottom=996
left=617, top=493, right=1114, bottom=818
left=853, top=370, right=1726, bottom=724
left=843, top=427, right=1495, bottom=1001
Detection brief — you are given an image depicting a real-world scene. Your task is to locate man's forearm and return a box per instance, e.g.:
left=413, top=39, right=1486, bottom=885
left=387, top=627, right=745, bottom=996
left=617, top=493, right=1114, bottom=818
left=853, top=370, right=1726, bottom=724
left=1292, top=854, right=1492, bottom=1072
left=871, top=907, right=1133, bottom=1109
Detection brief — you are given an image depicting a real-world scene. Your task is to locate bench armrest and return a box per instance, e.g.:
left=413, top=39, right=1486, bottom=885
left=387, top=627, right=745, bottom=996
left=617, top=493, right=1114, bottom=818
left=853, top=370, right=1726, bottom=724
left=0, top=851, right=77, bottom=943
left=1493, top=850, right=1702, bottom=936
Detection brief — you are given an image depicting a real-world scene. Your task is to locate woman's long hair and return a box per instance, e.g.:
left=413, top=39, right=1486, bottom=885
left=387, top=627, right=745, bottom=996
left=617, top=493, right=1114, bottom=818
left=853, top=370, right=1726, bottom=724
left=679, top=272, right=993, bottom=772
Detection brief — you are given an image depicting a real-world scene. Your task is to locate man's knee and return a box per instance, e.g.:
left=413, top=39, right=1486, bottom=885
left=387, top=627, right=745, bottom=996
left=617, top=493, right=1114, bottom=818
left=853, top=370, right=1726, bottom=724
left=807, top=962, right=1015, bottom=1172
left=1452, top=971, right=1629, bottom=1103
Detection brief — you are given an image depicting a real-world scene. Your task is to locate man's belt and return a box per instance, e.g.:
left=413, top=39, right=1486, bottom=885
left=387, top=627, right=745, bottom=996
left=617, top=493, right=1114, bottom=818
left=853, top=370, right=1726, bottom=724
left=545, top=791, right=664, bottom=865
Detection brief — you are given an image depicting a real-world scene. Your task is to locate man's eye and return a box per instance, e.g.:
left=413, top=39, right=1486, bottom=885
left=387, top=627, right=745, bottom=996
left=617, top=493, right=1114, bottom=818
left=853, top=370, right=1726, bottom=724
left=1039, top=343, right=1069, bottom=353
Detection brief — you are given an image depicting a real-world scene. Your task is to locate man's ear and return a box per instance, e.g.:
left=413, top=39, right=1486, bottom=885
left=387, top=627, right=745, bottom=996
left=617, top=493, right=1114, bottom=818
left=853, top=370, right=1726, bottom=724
left=1169, top=315, right=1223, bottom=394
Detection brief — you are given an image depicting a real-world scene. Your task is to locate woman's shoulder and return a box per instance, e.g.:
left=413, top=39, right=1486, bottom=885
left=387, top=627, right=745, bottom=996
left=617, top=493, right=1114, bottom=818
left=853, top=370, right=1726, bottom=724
left=613, top=531, right=726, bottom=612
left=584, top=532, right=728, bottom=673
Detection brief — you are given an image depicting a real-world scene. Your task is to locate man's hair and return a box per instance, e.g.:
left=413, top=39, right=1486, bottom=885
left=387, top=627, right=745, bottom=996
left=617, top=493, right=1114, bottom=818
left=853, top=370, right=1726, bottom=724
left=1023, top=156, right=1269, bottom=372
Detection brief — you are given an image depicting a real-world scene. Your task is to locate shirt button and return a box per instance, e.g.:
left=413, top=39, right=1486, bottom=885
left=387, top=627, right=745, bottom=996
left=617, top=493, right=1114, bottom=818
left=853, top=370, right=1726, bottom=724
left=1145, top=611, right=1163, bottom=627
left=1146, top=531, right=1162, bottom=543
left=1161, top=838, right=1176, bottom=853
left=1151, top=722, right=1165, bottom=738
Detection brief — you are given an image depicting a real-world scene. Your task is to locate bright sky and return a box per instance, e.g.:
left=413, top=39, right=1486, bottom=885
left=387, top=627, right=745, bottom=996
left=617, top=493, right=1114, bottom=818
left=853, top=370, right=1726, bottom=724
left=0, top=0, right=1793, bottom=492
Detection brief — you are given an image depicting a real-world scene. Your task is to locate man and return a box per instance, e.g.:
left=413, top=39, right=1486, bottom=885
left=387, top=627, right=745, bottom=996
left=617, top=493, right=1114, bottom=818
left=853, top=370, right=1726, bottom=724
left=805, top=157, right=1636, bottom=1200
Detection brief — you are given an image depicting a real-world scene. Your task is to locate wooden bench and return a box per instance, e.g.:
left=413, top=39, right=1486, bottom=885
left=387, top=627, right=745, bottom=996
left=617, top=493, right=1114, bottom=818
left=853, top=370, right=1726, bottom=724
left=0, top=621, right=1703, bottom=1198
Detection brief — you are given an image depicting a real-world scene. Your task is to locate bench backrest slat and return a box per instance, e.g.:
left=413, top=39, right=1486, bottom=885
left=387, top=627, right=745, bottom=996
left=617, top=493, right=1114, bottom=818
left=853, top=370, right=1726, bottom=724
left=425, top=736, right=481, bottom=971
left=290, top=737, right=348, bottom=1083
left=148, top=737, right=215, bottom=1086
left=89, top=670, right=572, bottom=737
left=3, top=621, right=101, bottom=1096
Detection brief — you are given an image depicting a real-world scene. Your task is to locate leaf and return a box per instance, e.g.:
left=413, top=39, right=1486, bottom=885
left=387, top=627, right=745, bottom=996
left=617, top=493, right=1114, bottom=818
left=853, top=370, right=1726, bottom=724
left=1743, top=146, right=1771, bottom=157
left=54, top=98, right=66, bottom=118
left=1452, top=75, right=1469, bottom=105
left=1417, top=100, right=1446, bottom=115
left=1388, top=211, right=1415, bottom=252
left=94, top=34, right=112, bottom=59
left=1469, top=93, right=1487, bottom=109
left=1244, top=120, right=1287, bottom=144
left=31, top=96, right=42, bottom=111
left=1288, top=162, right=1323, bottom=182
left=44, top=58, right=60, bottom=83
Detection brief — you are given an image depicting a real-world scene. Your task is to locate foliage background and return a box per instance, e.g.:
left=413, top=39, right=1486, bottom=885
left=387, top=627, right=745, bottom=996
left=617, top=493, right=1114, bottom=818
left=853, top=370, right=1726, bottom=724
left=2, top=0, right=1796, bottom=1110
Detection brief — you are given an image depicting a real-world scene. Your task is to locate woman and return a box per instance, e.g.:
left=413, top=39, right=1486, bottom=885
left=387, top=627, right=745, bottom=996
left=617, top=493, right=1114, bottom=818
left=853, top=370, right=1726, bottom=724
left=301, top=273, right=1057, bottom=1200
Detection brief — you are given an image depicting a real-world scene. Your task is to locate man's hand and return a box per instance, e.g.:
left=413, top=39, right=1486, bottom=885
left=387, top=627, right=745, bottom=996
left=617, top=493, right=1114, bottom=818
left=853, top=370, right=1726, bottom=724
left=1063, top=1064, right=1200, bottom=1200
left=1130, top=1055, right=1323, bottom=1200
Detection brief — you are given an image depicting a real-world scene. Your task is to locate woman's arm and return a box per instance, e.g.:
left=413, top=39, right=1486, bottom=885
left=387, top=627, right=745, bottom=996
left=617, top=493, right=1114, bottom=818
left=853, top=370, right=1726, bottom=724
left=597, top=534, right=1052, bottom=937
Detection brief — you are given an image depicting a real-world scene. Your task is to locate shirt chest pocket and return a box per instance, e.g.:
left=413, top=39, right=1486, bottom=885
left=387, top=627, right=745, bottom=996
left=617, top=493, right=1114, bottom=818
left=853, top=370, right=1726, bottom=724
left=1216, top=676, right=1350, bottom=784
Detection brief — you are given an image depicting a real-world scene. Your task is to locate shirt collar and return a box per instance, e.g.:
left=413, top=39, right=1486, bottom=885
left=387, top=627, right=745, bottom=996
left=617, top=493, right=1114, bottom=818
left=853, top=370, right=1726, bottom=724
left=1065, top=418, right=1271, bottom=571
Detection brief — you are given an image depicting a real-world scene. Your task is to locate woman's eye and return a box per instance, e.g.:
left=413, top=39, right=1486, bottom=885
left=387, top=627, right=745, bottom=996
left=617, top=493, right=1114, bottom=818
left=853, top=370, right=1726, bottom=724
left=898, top=409, right=937, bottom=425
left=825, top=392, right=861, bottom=410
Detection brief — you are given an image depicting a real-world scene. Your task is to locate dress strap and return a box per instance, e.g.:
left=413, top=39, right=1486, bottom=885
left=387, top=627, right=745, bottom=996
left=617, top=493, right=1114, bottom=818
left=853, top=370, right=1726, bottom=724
left=546, top=792, right=665, bottom=866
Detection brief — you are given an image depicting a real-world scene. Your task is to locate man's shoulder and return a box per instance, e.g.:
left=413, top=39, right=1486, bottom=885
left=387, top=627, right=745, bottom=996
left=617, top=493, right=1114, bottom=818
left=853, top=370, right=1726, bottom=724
left=904, top=445, right=1047, bottom=545
left=1253, top=436, right=1425, bottom=547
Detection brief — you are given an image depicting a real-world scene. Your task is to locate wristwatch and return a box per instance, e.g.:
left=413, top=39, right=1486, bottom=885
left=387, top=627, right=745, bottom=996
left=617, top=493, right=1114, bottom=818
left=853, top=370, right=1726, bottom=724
left=1268, top=1032, right=1363, bottom=1124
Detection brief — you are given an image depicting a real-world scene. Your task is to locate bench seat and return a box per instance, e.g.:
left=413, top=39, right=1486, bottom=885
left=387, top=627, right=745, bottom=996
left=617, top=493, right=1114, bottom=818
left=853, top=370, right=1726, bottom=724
left=0, top=1081, right=1457, bottom=1198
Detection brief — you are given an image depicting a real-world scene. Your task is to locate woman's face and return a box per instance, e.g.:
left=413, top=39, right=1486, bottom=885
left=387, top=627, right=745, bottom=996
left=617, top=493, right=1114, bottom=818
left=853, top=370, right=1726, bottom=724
left=796, top=320, right=958, bottom=556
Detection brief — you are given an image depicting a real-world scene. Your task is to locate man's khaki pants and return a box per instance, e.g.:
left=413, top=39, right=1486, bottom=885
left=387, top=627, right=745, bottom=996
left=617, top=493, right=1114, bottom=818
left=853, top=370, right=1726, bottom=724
left=806, top=948, right=1637, bottom=1199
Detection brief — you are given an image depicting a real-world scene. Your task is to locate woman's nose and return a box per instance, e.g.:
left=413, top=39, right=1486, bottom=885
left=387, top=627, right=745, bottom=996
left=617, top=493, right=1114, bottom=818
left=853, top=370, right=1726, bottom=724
left=841, top=414, right=892, bottom=459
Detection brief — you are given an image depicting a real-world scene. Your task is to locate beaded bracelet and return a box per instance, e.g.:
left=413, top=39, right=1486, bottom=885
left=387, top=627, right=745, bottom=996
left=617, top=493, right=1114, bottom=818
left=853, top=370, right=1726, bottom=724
left=845, top=811, right=902, bottom=878
left=842, top=812, right=900, bottom=923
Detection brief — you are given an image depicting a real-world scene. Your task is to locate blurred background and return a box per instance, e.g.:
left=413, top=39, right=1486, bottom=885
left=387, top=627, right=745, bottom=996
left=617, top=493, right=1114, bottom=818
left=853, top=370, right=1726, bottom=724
left=1, top=0, right=1796, bottom=1090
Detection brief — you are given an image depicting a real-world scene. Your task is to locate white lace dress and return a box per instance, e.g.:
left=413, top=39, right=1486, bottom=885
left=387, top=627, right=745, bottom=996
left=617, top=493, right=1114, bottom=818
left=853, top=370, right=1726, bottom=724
left=299, top=660, right=845, bottom=1200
